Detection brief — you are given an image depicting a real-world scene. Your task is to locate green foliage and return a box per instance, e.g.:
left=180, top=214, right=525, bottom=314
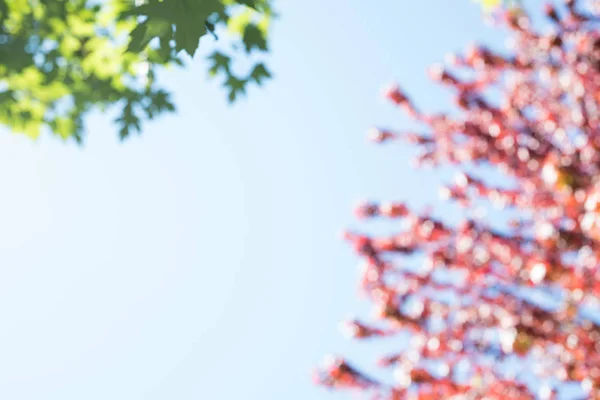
left=0, top=0, right=275, bottom=142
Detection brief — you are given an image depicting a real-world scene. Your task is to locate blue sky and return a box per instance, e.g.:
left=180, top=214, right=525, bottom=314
left=0, top=1, right=521, bottom=399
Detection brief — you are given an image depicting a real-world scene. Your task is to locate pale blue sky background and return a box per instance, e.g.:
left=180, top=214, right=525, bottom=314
left=0, top=1, right=536, bottom=399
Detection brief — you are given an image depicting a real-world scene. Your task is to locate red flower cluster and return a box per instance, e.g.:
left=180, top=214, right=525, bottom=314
left=315, top=1, right=600, bottom=398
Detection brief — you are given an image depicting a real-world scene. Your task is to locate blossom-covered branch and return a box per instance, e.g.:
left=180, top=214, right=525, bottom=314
left=316, top=1, right=600, bottom=398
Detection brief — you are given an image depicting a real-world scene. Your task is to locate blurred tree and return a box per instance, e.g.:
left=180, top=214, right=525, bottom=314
left=315, top=0, right=600, bottom=398
left=0, top=0, right=274, bottom=142
left=475, top=0, right=522, bottom=12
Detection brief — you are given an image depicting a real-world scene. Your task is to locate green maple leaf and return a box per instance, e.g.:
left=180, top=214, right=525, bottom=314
left=128, top=20, right=171, bottom=53
left=225, top=75, right=246, bottom=103
left=128, top=0, right=223, bottom=57
left=242, top=23, right=267, bottom=53
left=249, top=63, right=271, bottom=85
left=115, top=99, right=142, bottom=139
left=207, top=51, right=231, bottom=76
left=125, top=0, right=181, bottom=21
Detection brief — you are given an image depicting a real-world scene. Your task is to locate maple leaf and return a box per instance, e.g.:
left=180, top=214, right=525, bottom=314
left=249, top=63, right=271, bottom=85
left=242, top=23, right=268, bottom=53
left=128, top=0, right=222, bottom=57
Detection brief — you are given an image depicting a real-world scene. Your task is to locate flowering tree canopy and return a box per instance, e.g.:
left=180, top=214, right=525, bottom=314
left=315, top=1, right=600, bottom=398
